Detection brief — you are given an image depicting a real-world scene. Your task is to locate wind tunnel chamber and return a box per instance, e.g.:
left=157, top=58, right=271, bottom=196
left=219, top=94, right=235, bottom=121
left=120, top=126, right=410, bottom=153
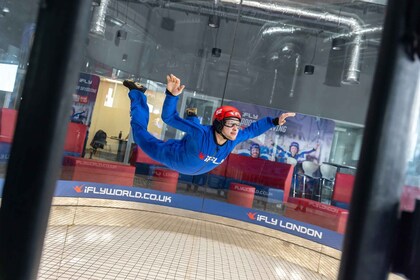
left=82, top=0, right=385, bottom=205
left=74, top=1, right=386, bottom=203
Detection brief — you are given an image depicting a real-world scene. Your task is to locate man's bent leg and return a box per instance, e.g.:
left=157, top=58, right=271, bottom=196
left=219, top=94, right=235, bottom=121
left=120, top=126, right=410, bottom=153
left=131, top=122, right=170, bottom=165
left=129, top=89, right=150, bottom=129
left=127, top=84, right=172, bottom=166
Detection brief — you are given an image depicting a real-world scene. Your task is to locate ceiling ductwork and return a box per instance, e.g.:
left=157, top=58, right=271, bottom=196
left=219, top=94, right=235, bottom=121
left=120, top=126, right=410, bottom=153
left=90, top=0, right=111, bottom=37
left=355, top=0, right=386, bottom=5
left=94, top=0, right=382, bottom=86
left=220, top=0, right=368, bottom=84
left=249, top=24, right=304, bottom=65
left=329, top=26, right=383, bottom=39
left=165, top=2, right=269, bottom=26
left=165, top=0, right=376, bottom=85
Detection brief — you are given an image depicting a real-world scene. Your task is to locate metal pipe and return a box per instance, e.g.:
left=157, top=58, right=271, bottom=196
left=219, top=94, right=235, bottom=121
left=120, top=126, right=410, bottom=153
left=197, top=48, right=208, bottom=91
left=329, top=26, right=383, bottom=84
left=90, top=0, right=111, bottom=36
left=261, top=26, right=302, bottom=36
left=327, top=26, right=383, bottom=40
left=270, top=68, right=278, bottom=104
left=342, top=33, right=363, bottom=85
left=290, top=54, right=300, bottom=97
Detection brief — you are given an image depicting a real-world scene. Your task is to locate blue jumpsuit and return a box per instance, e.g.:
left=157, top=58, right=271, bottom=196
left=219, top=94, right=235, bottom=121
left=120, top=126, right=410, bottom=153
left=129, top=89, right=276, bottom=175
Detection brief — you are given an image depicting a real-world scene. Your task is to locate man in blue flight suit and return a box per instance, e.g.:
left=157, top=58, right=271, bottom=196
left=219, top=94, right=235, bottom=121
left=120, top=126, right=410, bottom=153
left=124, top=74, right=295, bottom=175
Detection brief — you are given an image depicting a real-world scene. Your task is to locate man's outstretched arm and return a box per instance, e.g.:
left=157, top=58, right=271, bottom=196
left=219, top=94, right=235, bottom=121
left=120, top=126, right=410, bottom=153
left=239, top=112, right=296, bottom=141
left=161, top=74, right=202, bottom=135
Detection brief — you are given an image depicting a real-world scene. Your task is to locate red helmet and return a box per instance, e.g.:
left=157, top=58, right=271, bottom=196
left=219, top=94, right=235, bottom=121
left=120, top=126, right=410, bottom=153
left=212, top=105, right=241, bottom=122
left=212, top=105, right=241, bottom=134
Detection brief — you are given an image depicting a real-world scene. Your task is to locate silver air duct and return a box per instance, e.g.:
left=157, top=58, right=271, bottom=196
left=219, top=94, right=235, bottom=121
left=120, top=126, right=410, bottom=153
left=261, top=26, right=302, bottom=36
left=328, top=26, right=383, bottom=40
left=328, top=26, right=383, bottom=84
left=357, top=0, right=386, bottom=5
left=342, top=33, right=363, bottom=85
left=165, top=2, right=271, bottom=26
left=90, top=0, right=111, bottom=37
left=223, top=0, right=365, bottom=84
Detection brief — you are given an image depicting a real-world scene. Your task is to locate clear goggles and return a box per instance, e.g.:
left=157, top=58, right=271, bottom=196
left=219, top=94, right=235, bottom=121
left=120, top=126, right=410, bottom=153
left=223, top=119, right=241, bottom=128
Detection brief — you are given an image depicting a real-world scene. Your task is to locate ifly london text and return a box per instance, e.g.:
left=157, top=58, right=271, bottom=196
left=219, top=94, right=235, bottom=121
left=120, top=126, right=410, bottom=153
left=78, top=186, right=172, bottom=203
left=248, top=212, right=323, bottom=239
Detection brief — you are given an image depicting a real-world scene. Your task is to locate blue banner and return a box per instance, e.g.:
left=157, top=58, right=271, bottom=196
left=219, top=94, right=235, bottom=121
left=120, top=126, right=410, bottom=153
left=202, top=199, right=343, bottom=250
left=0, top=179, right=343, bottom=250
left=0, top=142, right=11, bottom=162
left=55, top=180, right=203, bottom=212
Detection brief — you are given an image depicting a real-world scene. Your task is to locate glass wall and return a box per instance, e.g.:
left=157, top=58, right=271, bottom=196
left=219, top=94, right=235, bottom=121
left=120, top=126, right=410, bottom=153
left=401, top=106, right=420, bottom=213
left=0, top=0, right=39, bottom=174
left=1, top=0, right=405, bottom=248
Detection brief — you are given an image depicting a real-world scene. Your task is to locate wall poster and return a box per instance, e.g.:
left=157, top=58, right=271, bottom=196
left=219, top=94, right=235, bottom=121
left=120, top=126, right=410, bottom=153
left=228, top=101, right=335, bottom=165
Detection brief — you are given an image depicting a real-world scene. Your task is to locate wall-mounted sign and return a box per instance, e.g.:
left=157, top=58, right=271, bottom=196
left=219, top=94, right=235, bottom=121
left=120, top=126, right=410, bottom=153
left=228, top=101, right=335, bottom=164
left=71, top=73, right=100, bottom=125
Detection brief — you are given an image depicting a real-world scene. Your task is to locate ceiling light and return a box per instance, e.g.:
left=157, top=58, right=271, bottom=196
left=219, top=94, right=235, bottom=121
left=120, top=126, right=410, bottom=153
left=211, top=48, right=221, bottom=57
left=303, top=31, right=321, bottom=75
left=208, top=15, right=220, bottom=28
left=0, top=6, right=9, bottom=17
left=161, top=17, right=175, bottom=31
left=332, top=37, right=346, bottom=51
left=116, top=30, right=127, bottom=40
left=304, top=65, right=315, bottom=75
left=269, top=52, right=279, bottom=61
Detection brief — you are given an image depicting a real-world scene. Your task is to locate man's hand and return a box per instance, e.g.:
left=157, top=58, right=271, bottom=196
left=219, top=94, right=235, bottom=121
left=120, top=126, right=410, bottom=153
left=278, top=112, right=296, bottom=126
left=166, top=74, right=185, bottom=96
